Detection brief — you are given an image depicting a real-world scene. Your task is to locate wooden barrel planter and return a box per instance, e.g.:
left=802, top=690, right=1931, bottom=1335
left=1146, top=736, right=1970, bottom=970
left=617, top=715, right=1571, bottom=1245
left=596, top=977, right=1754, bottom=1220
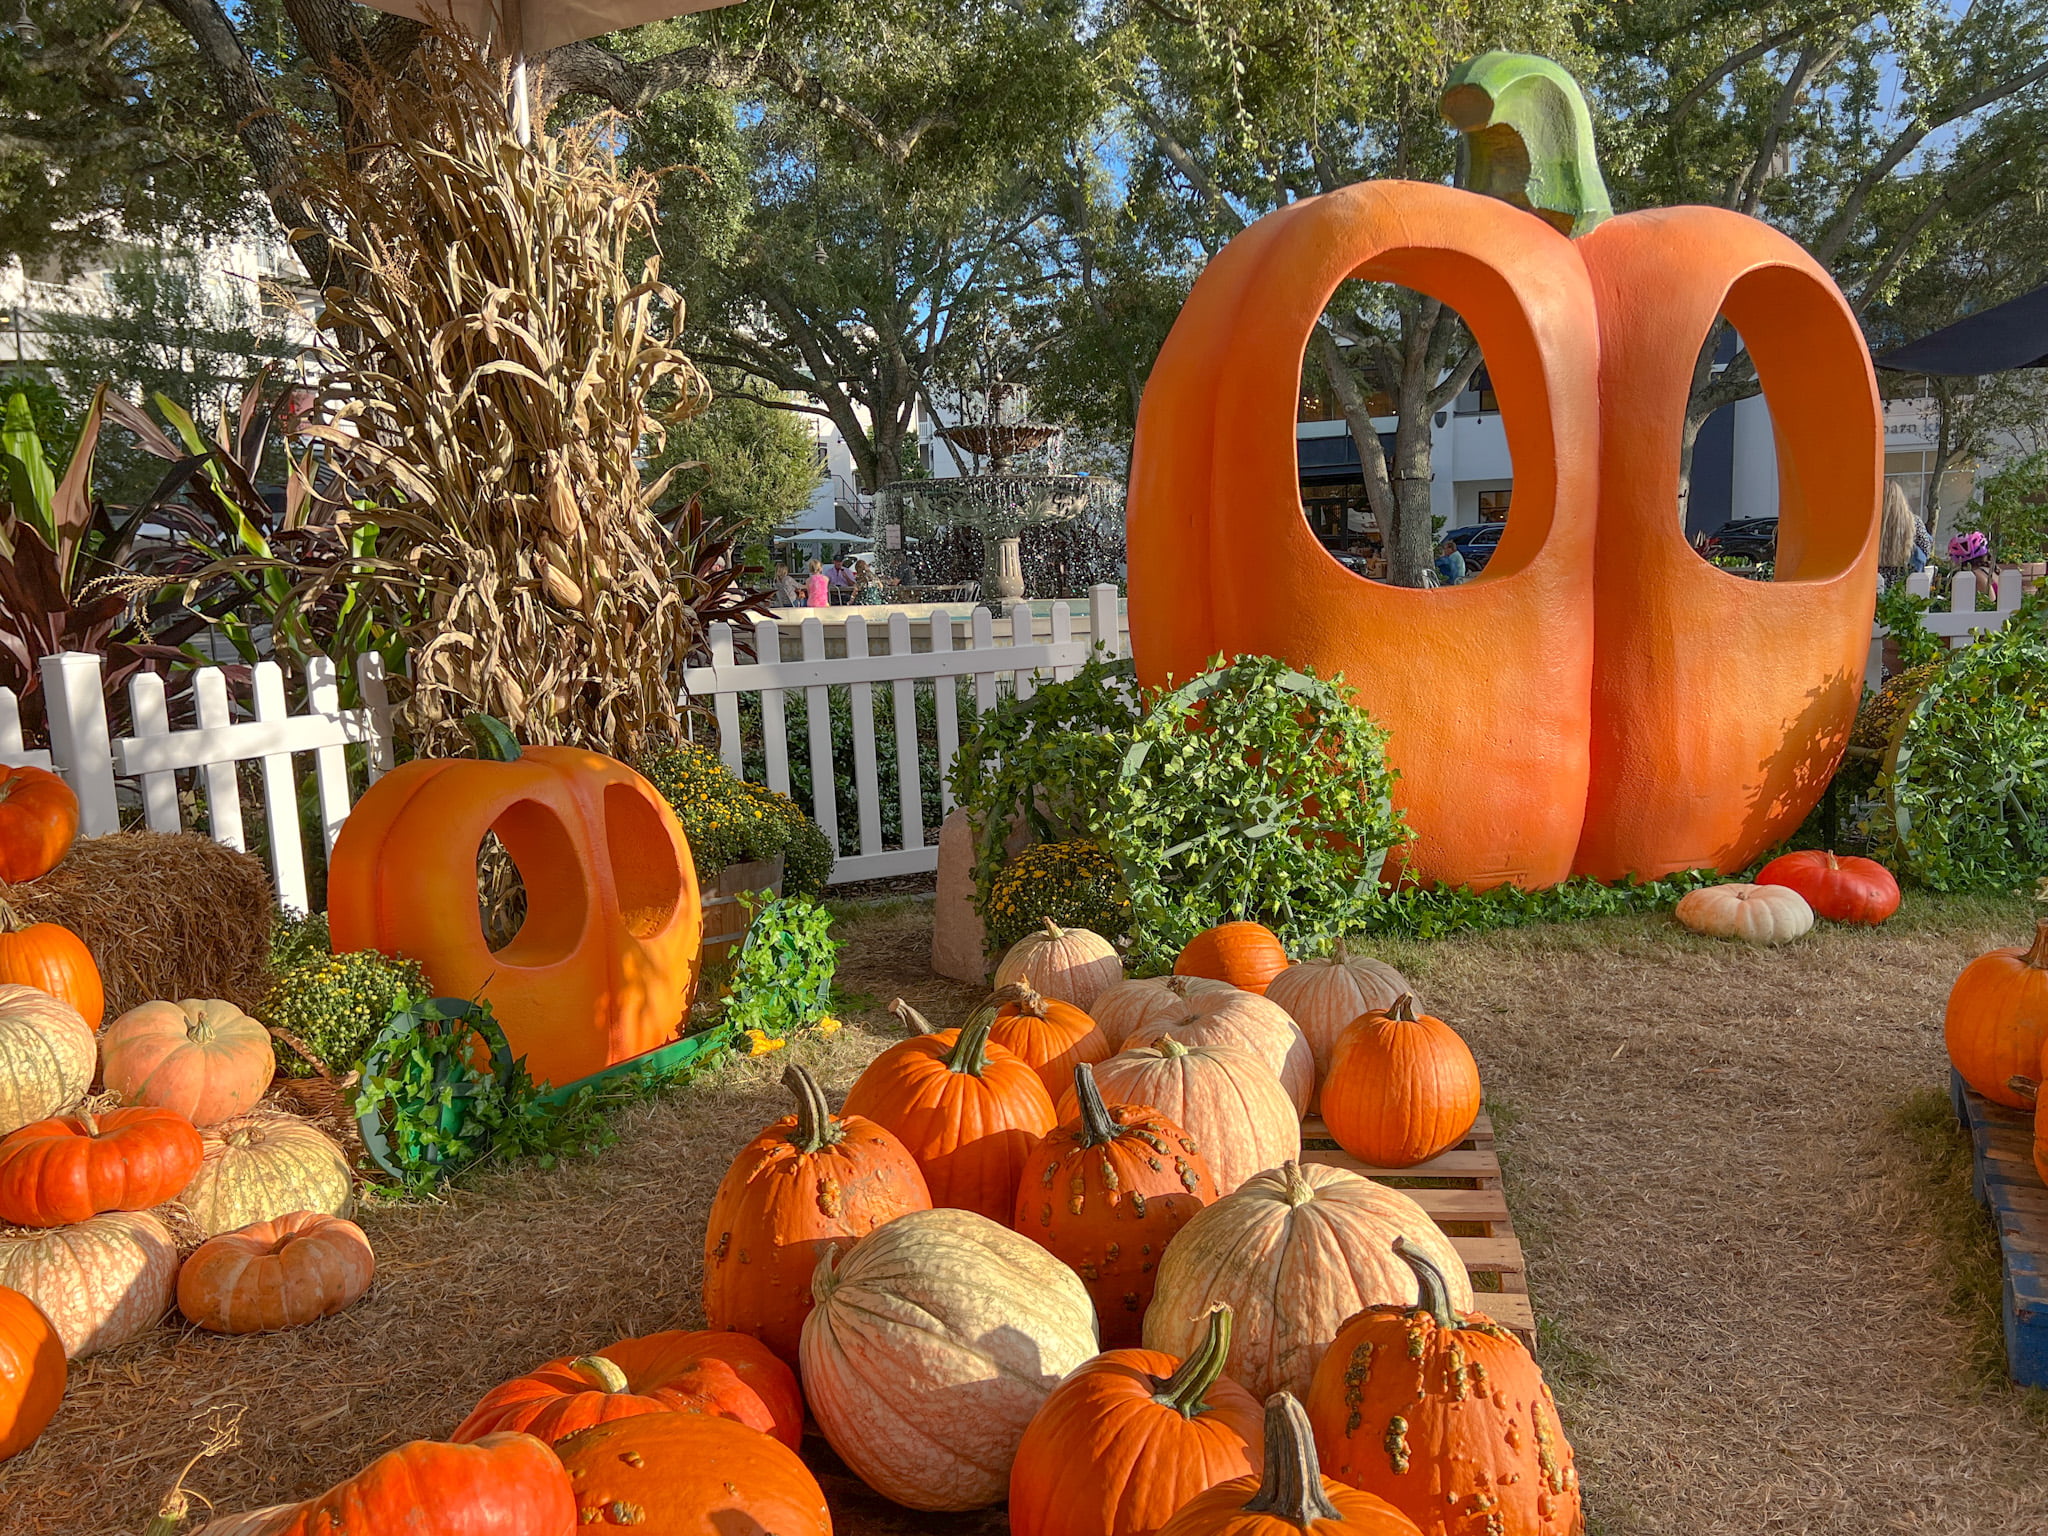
left=700, top=856, right=786, bottom=998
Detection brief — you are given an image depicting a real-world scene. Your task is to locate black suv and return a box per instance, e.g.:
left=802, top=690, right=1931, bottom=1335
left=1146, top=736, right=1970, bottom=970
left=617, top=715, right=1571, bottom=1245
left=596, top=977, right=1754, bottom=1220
left=1701, top=518, right=1778, bottom=565
left=1445, top=523, right=1506, bottom=572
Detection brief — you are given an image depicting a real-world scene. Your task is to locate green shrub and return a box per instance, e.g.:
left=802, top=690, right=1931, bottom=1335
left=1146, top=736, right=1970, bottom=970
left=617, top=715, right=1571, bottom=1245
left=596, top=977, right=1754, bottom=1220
left=269, top=908, right=332, bottom=970
left=984, top=839, right=1133, bottom=954
left=722, top=894, right=839, bottom=1040
left=635, top=740, right=834, bottom=897
left=265, top=949, right=430, bottom=1078
left=1875, top=581, right=1944, bottom=669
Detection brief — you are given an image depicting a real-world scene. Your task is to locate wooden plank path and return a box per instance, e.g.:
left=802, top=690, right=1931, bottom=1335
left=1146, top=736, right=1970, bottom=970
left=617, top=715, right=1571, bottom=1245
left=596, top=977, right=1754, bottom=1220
left=1950, top=1070, right=2048, bottom=1388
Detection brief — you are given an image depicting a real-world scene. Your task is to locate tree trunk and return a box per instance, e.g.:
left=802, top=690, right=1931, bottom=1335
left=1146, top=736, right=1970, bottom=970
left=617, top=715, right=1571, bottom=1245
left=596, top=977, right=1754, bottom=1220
left=1312, top=328, right=1395, bottom=534
left=1386, top=412, right=1438, bottom=587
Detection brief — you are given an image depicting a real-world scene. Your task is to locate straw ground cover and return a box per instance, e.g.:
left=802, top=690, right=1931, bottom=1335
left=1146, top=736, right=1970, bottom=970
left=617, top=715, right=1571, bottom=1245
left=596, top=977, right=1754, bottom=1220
left=2, top=895, right=2045, bottom=1534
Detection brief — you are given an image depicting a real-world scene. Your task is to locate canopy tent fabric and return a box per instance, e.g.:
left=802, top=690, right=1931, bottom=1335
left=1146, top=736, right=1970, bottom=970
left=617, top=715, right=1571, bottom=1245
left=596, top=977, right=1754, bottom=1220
left=1876, top=283, right=2048, bottom=376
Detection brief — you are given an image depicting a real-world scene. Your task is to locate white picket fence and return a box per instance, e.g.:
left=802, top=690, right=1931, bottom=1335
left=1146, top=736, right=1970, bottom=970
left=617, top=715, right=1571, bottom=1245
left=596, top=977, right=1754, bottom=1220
left=1865, top=567, right=2025, bottom=690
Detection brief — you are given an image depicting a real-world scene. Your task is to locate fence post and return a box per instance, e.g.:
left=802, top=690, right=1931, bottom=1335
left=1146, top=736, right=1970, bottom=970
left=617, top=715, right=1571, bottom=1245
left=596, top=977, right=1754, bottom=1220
left=1088, top=584, right=1121, bottom=658
left=41, top=652, right=119, bottom=836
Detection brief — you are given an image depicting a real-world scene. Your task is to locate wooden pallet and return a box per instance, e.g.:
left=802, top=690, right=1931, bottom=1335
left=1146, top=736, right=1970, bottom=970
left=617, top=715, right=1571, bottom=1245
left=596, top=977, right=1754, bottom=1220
left=1949, top=1070, right=2048, bottom=1388
left=1300, top=1112, right=1535, bottom=1351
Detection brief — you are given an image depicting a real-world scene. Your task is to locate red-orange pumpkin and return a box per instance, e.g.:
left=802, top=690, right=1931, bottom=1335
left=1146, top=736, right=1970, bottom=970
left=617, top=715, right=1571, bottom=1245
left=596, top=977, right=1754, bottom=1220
left=1010, top=1305, right=1263, bottom=1536
left=175, top=1212, right=374, bottom=1334
left=1755, top=849, right=1899, bottom=925
left=553, top=1411, right=830, bottom=1536
left=0, top=1106, right=202, bottom=1228
left=1944, top=919, right=2048, bottom=1110
left=840, top=997, right=1057, bottom=1221
left=701, top=1062, right=931, bottom=1364
left=0, top=902, right=102, bottom=1031
left=0, top=1284, right=62, bottom=1461
left=0, top=767, right=78, bottom=885
left=1016, top=1062, right=1218, bottom=1346
left=453, top=1327, right=803, bottom=1449
left=1175, top=923, right=1289, bottom=996
left=1319, top=997, right=1481, bottom=1170
left=1155, top=1393, right=1422, bottom=1536
left=990, top=982, right=1112, bottom=1100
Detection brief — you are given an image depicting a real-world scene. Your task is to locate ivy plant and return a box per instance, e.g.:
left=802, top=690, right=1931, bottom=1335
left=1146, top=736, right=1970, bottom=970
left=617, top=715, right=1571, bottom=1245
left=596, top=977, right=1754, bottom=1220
left=721, top=894, right=840, bottom=1041
left=1875, top=581, right=1943, bottom=669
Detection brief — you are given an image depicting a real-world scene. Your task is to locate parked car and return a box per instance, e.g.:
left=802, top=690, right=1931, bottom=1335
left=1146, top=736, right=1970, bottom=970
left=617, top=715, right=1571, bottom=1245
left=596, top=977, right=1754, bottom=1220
left=1446, top=523, right=1505, bottom=572
left=1700, top=517, right=1778, bottom=565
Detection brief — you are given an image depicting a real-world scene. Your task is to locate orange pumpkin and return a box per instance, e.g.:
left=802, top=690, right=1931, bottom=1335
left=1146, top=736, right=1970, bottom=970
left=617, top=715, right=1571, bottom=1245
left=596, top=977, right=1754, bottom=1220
left=327, top=718, right=701, bottom=1089
left=176, top=1211, right=375, bottom=1334
left=99, top=999, right=276, bottom=1127
left=1154, top=1393, right=1422, bottom=1536
left=0, top=1284, right=63, bottom=1461
left=0, top=1106, right=203, bottom=1228
left=1944, top=919, right=2048, bottom=1110
left=1263, top=942, right=1413, bottom=1094
left=1009, top=1305, right=1263, bottom=1536
left=841, top=997, right=1057, bottom=1221
left=1175, top=923, right=1290, bottom=995
left=990, top=982, right=1112, bottom=1100
left=0, top=902, right=102, bottom=1031
left=0, top=766, right=78, bottom=884
left=1016, top=1062, right=1218, bottom=1345
left=1074, top=1040, right=1300, bottom=1196
left=1319, top=997, right=1481, bottom=1170
left=553, top=1411, right=830, bottom=1536
left=701, top=1063, right=931, bottom=1364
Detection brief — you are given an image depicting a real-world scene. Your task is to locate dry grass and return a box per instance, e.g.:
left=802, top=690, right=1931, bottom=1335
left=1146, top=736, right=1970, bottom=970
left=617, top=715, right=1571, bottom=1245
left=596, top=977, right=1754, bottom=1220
left=2, top=893, right=2046, bottom=1534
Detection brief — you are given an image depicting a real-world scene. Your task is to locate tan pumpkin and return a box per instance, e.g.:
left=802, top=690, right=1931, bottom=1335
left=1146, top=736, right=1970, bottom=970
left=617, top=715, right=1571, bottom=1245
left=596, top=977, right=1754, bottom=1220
left=1262, top=940, right=1414, bottom=1093
left=800, top=1206, right=1100, bottom=1511
left=1089, top=974, right=1242, bottom=1051
left=0, top=984, right=94, bottom=1137
left=1674, top=883, right=1813, bottom=945
left=0, top=1209, right=178, bottom=1358
left=1064, top=1040, right=1300, bottom=1195
left=1125, top=990, right=1315, bottom=1115
left=1142, top=1161, right=1471, bottom=1400
left=993, top=918, right=1124, bottom=1012
left=177, top=1211, right=375, bottom=1334
left=182, top=1115, right=353, bottom=1238
left=99, top=999, right=277, bottom=1127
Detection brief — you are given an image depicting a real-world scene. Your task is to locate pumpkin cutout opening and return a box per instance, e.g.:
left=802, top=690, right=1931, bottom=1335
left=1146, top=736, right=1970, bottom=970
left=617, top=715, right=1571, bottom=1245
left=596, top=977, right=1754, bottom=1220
left=476, top=804, right=587, bottom=964
left=604, top=782, right=684, bottom=938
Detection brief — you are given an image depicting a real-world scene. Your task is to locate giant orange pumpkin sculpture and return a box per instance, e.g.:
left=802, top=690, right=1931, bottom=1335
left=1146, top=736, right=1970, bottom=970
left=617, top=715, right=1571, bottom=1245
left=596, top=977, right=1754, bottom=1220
left=1126, top=52, right=1880, bottom=890
left=327, top=715, right=701, bottom=1089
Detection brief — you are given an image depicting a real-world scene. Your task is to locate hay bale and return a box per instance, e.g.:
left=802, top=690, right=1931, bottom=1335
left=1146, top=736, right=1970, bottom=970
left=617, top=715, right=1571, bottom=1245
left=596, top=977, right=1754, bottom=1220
left=5, top=832, right=277, bottom=1019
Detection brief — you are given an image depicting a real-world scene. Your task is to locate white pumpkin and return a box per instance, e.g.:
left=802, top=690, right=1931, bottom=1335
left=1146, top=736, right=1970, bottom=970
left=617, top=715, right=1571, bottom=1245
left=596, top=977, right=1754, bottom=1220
left=1124, top=989, right=1316, bottom=1114
left=1264, top=940, right=1415, bottom=1090
left=0, top=1210, right=179, bottom=1357
left=1143, top=1161, right=1472, bottom=1400
left=800, top=1206, right=1099, bottom=1511
left=1089, top=974, right=1242, bottom=1051
left=1063, top=1040, right=1300, bottom=1195
left=992, top=918, right=1124, bottom=1011
left=183, top=1114, right=353, bottom=1237
left=1675, top=883, right=1814, bottom=945
left=0, top=983, right=94, bottom=1136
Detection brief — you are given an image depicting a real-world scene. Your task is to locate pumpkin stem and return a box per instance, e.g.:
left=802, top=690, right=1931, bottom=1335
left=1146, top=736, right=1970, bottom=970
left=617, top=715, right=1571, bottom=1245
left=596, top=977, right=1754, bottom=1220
left=945, top=1001, right=1000, bottom=1077
left=462, top=712, right=523, bottom=763
left=1040, top=916, right=1065, bottom=939
left=1387, top=993, right=1420, bottom=1024
left=1441, top=52, right=1613, bottom=237
left=1392, top=1235, right=1460, bottom=1332
left=2025, top=919, right=2048, bottom=969
left=990, top=981, right=1048, bottom=1019
left=1165, top=975, right=1194, bottom=998
left=1072, top=1062, right=1122, bottom=1147
left=889, top=998, right=936, bottom=1037
left=571, top=1354, right=632, bottom=1394
left=781, top=1064, right=845, bottom=1153
left=74, top=1108, right=98, bottom=1137
left=1153, top=1304, right=1234, bottom=1418
left=1331, top=935, right=1349, bottom=965
left=1240, top=1393, right=1343, bottom=1524
left=1157, top=1037, right=1191, bottom=1061
left=0, top=896, right=26, bottom=934
left=1279, top=1161, right=1316, bottom=1208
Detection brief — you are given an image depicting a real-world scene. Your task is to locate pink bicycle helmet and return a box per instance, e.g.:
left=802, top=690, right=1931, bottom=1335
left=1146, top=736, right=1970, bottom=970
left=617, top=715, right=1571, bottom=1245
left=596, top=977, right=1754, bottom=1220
left=1948, top=531, right=1989, bottom=564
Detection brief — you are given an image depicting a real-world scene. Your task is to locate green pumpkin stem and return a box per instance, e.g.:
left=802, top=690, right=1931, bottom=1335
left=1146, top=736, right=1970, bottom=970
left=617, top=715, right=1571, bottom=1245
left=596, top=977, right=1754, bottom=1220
left=1153, top=1305, right=1234, bottom=1419
left=462, top=712, right=522, bottom=762
left=572, top=1354, right=631, bottom=1394
left=782, top=1063, right=844, bottom=1153
left=1393, top=1235, right=1460, bottom=1332
left=1279, top=1160, right=1316, bottom=1208
left=945, top=1002, right=1000, bottom=1077
left=1441, top=52, right=1613, bottom=237
left=1240, top=1393, right=1342, bottom=1524
left=1072, top=1062, right=1121, bottom=1147
left=889, top=998, right=936, bottom=1037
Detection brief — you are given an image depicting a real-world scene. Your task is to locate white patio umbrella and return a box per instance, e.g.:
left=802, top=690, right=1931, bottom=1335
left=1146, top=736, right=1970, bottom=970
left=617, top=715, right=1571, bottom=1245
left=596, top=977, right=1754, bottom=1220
left=355, top=0, right=744, bottom=143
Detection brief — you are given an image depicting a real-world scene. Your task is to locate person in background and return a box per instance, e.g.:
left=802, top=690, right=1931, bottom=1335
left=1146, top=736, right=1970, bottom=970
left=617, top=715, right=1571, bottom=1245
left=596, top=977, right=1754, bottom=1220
left=1878, top=483, right=1918, bottom=586
left=1910, top=517, right=1933, bottom=575
left=852, top=558, right=884, bottom=604
left=1434, top=536, right=1466, bottom=587
left=827, top=555, right=854, bottom=601
left=1948, top=530, right=1994, bottom=583
left=805, top=559, right=830, bottom=608
left=772, top=561, right=801, bottom=607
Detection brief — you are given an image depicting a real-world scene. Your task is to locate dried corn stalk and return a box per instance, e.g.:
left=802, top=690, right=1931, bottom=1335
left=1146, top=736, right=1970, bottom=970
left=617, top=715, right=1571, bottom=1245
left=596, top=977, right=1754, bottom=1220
left=295, top=35, right=709, bottom=758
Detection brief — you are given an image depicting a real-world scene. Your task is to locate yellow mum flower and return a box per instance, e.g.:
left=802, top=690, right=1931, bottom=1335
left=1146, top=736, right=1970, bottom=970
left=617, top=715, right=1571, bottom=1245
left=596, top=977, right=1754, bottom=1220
left=813, top=1015, right=843, bottom=1037
left=741, top=1028, right=787, bottom=1057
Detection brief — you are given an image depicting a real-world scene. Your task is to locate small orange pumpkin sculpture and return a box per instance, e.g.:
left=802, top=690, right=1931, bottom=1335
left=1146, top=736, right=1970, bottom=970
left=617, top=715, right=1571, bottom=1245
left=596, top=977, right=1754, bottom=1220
left=553, top=1412, right=830, bottom=1536
left=1155, top=1393, right=1422, bottom=1536
left=0, top=766, right=78, bottom=885
left=1944, top=919, right=2048, bottom=1110
left=0, top=902, right=103, bottom=1031
left=701, top=1062, right=931, bottom=1364
left=1175, top=923, right=1290, bottom=996
left=1305, top=1238, right=1580, bottom=1536
left=1009, top=1304, right=1263, bottom=1536
left=841, top=997, right=1057, bottom=1221
left=990, top=982, right=1113, bottom=1100
left=1320, top=997, right=1481, bottom=1170
left=1017, top=1062, right=1218, bottom=1345
left=176, top=1212, right=374, bottom=1334
left=453, top=1329, right=803, bottom=1449
left=0, top=1106, right=203, bottom=1228
left=327, top=715, right=701, bottom=1089
left=0, top=1284, right=63, bottom=1461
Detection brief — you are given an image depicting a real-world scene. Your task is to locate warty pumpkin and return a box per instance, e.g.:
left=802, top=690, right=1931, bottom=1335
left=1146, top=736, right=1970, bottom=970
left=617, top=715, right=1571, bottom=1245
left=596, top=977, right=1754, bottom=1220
left=1175, top=923, right=1291, bottom=996
left=1071, top=1040, right=1300, bottom=1195
left=1319, top=997, right=1481, bottom=1171
left=0, top=1106, right=204, bottom=1227
left=1674, top=883, right=1813, bottom=945
left=995, top=917, right=1125, bottom=1011
left=990, top=982, right=1113, bottom=1100
left=1009, top=1304, right=1263, bottom=1536
left=702, top=1062, right=931, bottom=1364
left=1125, top=989, right=1316, bottom=1115
left=0, top=1208, right=178, bottom=1358
left=182, top=1114, right=353, bottom=1238
left=1944, top=920, right=2048, bottom=1110
left=840, top=997, right=1056, bottom=1221
left=1092, top=975, right=1243, bottom=1052
left=800, top=1205, right=1100, bottom=1511
left=0, top=984, right=93, bottom=1138
left=1305, top=1238, right=1580, bottom=1536
left=455, top=1327, right=801, bottom=1449
left=0, top=766, right=78, bottom=885
left=1263, top=942, right=1415, bottom=1094
left=1144, top=1162, right=1471, bottom=1401
left=0, top=1284, right=63, bottom=1461
left=0, top=908, right=102, bottom=1032
left=1155, top=1393, right=1423, bottom=1536
left=99, top=999, right=276, bottom=1127
left=176, top=1211, right=374, bottom=1334
left=1755, top=849, right=1899, bottom=926
left=553, top=1411, right=830, bottom=1536
left=1017, top=1062, right=1218, bottom=1346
